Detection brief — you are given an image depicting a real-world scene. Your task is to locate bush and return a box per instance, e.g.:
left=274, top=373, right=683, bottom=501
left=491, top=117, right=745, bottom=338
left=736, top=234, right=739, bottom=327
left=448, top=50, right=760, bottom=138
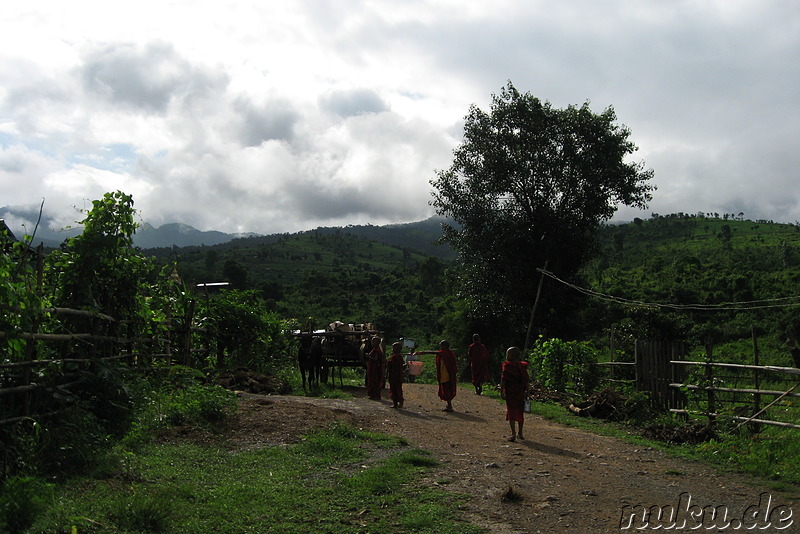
left=123, top=382, right=237, bottom=447
left=165, top=384, right=237, bottom=425
left=2, top=407, right=111, bottom=479
left=0, top=476, right=54, bottom=534
left=529, top=337, right=600, bottom=394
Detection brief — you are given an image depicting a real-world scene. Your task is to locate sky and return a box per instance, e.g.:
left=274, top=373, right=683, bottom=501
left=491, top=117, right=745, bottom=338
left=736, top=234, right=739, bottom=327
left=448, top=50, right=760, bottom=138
left=1, top=1, right=798, bottom=236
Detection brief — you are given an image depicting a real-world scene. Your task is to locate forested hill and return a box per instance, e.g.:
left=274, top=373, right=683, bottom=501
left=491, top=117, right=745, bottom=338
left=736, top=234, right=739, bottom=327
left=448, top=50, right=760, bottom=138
left=309, top=217, right=456, bottom=260
left=144, top=216, right=453, bottom=260
left=148, top=212, right=800, bottom=346
left=152, top=221, right=454, bottom=343
left=592, top=214, right=800, bottom=272
left=578, top=214, right=800, bottom=348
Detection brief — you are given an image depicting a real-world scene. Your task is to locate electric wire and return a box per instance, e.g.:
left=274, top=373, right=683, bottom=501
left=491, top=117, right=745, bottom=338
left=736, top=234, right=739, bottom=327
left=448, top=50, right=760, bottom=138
left=537, top=269, right=800, bottom=311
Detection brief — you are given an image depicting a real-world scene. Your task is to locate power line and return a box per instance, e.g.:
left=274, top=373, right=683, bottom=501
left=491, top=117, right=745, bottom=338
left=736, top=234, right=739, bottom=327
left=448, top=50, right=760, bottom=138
left=537, top=269, right=800, bottom=311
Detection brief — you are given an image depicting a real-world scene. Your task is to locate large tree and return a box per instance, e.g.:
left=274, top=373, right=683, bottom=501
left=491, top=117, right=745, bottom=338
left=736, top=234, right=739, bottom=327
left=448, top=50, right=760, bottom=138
left=431, top=82, right=654, bottom=338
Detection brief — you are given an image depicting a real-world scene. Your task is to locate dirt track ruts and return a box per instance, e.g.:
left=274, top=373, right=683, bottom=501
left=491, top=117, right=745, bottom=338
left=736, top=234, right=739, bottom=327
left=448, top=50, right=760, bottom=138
left=232, top=383, right=798, bottom=533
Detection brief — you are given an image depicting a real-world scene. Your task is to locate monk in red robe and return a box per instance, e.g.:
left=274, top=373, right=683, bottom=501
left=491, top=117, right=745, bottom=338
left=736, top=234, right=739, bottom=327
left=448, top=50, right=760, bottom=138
left=366, top=336, right=385, bottom=400
left=501, top=346, right=529, bottom=441
left=468, top=333, right=490, bottom=395
left=386, top=341, right=405, bottom=408
left=415, top=340, right=458, bottom=412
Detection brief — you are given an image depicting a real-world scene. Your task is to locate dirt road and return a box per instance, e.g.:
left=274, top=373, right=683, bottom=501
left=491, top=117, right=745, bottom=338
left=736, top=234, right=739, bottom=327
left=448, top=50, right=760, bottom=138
left=231, top=383, right=798, bottom=533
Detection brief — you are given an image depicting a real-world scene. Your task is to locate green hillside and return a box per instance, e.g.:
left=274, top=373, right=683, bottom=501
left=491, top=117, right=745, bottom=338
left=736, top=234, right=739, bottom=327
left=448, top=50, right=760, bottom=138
left=597, top=214, right=800, bottom=267
left=149, top=213, right=800, bottom=361
left=576, top=214, right=800, bottom=364
left=154, top=226, right=452, bottom=344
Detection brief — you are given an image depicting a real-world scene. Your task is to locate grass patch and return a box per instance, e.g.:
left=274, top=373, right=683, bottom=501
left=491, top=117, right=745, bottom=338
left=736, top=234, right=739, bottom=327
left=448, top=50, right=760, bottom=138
left=29, top=422, right=482, bottom=534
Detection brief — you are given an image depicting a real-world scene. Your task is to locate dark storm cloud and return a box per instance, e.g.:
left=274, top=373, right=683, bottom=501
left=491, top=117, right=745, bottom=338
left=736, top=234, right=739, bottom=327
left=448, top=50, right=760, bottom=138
left=284, top=179, right=383, bottom=222
left=79, top=41, right=224, bottom=113
left=233, top=97, right=299, bottom=146
left=319, top=88, right=390, bottom=117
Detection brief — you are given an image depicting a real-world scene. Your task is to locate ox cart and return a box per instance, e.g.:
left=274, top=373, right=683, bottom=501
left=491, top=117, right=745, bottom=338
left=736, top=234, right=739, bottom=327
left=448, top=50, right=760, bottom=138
left=294, top=322, right=382, bottom=388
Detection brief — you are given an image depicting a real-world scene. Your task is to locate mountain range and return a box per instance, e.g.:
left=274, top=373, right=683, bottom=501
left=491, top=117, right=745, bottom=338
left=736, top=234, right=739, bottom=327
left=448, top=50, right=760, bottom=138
left=0, top=204, right=451, bottom=255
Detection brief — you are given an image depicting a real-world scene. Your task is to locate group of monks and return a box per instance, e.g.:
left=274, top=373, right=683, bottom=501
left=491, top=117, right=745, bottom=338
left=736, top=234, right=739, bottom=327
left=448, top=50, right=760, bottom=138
left=365, top=333, right=531, bottom=441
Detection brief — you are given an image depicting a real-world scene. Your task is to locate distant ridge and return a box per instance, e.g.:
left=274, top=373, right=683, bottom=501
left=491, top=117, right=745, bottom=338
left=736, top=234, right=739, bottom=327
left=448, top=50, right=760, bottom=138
left=134, top=222, right=254, bottom=249
left=0, top=204, right=451, bottom=257
left=0, top=205, right=257, bottom=249
left=307, top=216, right=454, bottom=259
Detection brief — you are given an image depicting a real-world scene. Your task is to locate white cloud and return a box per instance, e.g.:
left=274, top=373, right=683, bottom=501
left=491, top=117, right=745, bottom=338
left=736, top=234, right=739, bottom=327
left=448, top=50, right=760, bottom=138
left=0, top=0, right=798, bottom=234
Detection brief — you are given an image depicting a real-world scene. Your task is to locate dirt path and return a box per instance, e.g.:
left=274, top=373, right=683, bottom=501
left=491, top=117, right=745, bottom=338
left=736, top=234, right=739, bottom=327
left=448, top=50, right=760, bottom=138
left=230, top=383, right=798, bottom=533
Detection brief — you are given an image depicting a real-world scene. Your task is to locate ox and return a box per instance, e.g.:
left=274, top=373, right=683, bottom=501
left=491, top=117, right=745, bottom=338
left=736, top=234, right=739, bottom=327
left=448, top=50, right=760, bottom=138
left=298, top=334, right=325, bottom=390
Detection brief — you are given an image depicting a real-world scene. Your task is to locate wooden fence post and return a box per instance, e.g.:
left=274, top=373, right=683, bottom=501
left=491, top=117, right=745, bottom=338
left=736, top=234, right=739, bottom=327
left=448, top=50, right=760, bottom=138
left=165, top=308, right=172, bottom=369
left=705, top=341, right=716, bottom=426
left=670, top=342, right=687, bottom=418
left=752, top=327, right=762, bottom=432
left=182, top=299, right=196, bottom=366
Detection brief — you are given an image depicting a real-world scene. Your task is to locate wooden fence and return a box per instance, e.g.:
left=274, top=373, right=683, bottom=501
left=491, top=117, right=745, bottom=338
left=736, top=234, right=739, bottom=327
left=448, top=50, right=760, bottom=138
left=669, top=359, right=800, bottom=429
left=0, top=306, right=200, bottom=426
left=599, top=338, right=800, bottom=430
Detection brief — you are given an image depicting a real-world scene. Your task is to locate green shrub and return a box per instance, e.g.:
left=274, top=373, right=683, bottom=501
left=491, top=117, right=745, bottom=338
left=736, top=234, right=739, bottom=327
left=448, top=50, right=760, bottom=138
left=124, top=382, right=237, bottom=447
left=529, top=337, right=600, bottom=394
left=0, top=476, right=54, bottom=534
left=165, top=384, right=237, bottom=424
left=4, top=407, right=110, bottom=479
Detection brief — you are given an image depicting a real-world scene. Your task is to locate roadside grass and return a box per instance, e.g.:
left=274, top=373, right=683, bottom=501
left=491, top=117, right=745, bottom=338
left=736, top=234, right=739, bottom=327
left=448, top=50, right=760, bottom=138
left=281, top=365, right=360, bottom=399
left=525, top=398, right=800, bottom=497
left=29, top=421, right=482, bottom=534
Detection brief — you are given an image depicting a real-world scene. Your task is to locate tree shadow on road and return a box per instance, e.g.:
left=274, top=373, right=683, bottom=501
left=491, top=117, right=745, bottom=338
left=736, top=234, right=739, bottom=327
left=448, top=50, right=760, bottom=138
left=517, top=438, right=583, bottom=460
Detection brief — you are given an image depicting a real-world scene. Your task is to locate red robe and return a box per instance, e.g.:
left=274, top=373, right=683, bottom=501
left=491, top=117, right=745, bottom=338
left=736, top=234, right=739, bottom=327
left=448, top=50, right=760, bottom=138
left=468, top=342, right=490, bottom=387
left=386, top=352, right=405, bottom=402
left=501, top=361, right=529, bottom=422
left=366, top=347, right=385, bottom=399
left=435, top=349, right=458, bottom=402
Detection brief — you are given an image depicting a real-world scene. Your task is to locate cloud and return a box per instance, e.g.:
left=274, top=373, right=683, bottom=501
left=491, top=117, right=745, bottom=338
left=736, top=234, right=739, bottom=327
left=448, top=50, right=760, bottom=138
left=78, top=42, right=228, bottom=114
left=319, top=88, right=390, bottom=117
left=232, top=96, right=299, bottom=146
left=0, top=0, right=798, bottom=235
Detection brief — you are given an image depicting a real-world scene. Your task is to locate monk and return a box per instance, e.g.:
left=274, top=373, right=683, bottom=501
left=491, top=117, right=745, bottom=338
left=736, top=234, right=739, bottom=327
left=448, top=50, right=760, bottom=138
left=501, top=346, right=530, bottom=442
left=365, top=336, right=385, bottom=400
left=386, top=341, right=405, bottom=408
left=468, top=333, right=490, bottom=394
left=416, top=340, right=458, bottom=412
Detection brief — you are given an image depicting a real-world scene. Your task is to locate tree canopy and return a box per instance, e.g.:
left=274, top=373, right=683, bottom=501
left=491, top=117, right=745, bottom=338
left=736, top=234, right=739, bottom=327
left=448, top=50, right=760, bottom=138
left=430, top=82, right=655, bottom=332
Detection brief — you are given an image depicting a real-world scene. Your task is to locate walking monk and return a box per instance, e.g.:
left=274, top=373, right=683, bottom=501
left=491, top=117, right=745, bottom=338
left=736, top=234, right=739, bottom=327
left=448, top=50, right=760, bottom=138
left=468, top=333, right=490, bottom=395
left=416, top=340, right=458, bottom=412
left=366, top=336, right=385, bottom=400
left=501, top=346, right=529, bottom=442
left=386, top=341, right=405, bottom=408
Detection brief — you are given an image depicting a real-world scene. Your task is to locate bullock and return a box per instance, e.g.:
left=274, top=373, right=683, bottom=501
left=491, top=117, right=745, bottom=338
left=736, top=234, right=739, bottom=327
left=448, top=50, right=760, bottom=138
left=298, top=334, right=325, bottom=390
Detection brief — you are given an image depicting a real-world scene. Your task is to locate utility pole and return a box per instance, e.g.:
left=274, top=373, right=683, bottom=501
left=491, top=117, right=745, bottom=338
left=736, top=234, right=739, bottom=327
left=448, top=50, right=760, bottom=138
left=524, top=260, right=548, bottom=350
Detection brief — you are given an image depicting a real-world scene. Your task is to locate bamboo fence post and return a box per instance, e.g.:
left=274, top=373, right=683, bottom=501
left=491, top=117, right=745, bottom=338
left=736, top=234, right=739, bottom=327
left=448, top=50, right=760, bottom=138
left=165, top=308, right=172, bottom=369
left=736, top=382, right=800, bottom=430
left=705, top=341, right=716, bottom=426
left=182, top=299, right=196, bottom=366
left=609, top=324, right=616, bottom=381
left=752, top=327, right=762, bottom=433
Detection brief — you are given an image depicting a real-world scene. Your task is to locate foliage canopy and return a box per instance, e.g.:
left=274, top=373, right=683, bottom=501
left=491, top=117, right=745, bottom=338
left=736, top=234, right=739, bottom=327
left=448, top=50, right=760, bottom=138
left=431, top=82, right=655, bottom=330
